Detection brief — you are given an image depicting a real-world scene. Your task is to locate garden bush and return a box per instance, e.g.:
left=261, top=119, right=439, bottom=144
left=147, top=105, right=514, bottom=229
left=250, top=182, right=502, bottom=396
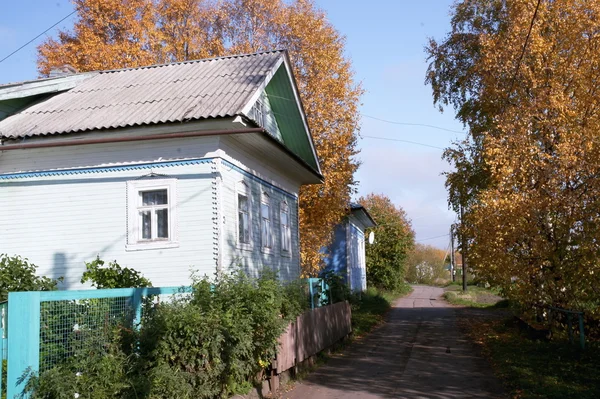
left=25, top=269, right=308, bottom=399
left=0, top=254, right=61, bottom=301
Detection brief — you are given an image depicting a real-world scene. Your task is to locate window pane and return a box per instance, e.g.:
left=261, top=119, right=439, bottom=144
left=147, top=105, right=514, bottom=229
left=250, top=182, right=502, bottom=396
left=141, top=211, right=151, bottom=239
left=238, top=194, right=249, bottom=244
left=239, top=213, right=250, bottom=244
left=142, top=189, right=168, bottom=206
left=238, top=194, right=248, bottom=211
left=156, top=209, right=169, bottom=238
left=261, top=202, right=269, bottom=219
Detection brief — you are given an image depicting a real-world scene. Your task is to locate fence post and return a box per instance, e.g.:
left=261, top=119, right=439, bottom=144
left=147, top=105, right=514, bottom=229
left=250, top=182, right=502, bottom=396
left=567, top=314, right=573, bottom=344
left=0, top=326, right=3, bottom=396
left=8, top=291, right=41, bottom=399
left=132, top=288, right=143, bottom=329
left=309, top=280, right=315, bottom=309
left=578, top=313, right=585, bottom=350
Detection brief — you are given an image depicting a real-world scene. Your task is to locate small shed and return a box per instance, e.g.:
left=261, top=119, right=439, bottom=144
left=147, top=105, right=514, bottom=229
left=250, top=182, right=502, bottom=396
left=323, top=203, right=376, bottom=292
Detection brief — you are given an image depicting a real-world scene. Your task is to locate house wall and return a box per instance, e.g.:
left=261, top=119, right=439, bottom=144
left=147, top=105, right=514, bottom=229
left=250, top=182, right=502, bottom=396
left=323, top=224, right=348, bottom=275
left=323, top=216, right=368, bottom=292
left=0, top=133, right=304, bottom=287
left=346, top=221, right=367, bottom=292
left=0, top=161, right=216, bottom=289
left=217, top=158, right=301, bottom=281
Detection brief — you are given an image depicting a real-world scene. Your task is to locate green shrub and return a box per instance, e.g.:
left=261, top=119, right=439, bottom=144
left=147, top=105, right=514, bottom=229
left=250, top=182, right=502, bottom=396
left=27, top=269, right=307, bottom=398
left=137, top=270, right=303, bottom=397
left=0, top=254, right=62, bottom=301
left=81, top=257, right=152, bottom=289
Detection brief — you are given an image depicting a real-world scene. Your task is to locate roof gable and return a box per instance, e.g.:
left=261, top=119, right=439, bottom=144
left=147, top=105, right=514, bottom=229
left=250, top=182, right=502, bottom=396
left=0, top=51, right=321, bottom=178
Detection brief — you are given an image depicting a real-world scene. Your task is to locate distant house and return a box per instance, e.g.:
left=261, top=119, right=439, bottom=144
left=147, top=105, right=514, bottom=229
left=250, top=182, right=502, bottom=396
left=0, top=51, right=322, bottom=289
left=323, top=203, right=376, bottom=292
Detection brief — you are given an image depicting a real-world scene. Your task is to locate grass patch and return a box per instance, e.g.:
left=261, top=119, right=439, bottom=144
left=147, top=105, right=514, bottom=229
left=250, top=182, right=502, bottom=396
left=459, top=312, right=600, bottom=399
left=351, top=283, right=412, bottom=337
left=444, top=285, right=508, bottom=308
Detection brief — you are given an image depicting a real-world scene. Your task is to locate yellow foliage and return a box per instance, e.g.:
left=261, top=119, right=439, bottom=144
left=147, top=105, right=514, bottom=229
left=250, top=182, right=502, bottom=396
left=429, top=0, right=600, bottom=319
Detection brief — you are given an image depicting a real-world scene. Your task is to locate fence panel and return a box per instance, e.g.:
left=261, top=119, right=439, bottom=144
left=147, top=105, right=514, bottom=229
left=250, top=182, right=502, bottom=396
left=6, top=286, right=190, bottom=399
left=3, top=279, right=330, bottom=398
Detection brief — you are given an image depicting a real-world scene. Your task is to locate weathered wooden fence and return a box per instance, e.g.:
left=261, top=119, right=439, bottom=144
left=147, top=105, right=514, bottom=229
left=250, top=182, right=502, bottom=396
left=276, top=301, right=352, bottom=373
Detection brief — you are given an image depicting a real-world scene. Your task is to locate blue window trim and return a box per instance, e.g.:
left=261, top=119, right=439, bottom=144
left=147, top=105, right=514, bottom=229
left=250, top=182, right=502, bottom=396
left=0, top=157, right=297, bottom=199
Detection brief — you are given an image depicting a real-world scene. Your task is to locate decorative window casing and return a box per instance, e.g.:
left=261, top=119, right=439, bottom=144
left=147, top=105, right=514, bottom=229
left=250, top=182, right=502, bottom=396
left=237, top=181, right=252, bottom=249
left=126, top=179, right=178, bottom=251
left=280, top=201, right=292, bottom=256
left=260, top=193, right=273, bottom=252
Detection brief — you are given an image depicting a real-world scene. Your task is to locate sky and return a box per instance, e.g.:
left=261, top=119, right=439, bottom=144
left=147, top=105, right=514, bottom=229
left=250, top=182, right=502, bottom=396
left=0, top=0, right=463, bottom=250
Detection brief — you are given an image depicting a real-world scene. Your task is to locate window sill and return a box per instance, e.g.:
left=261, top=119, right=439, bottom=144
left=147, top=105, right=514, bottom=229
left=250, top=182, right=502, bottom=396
left=237, top=243, right=254, bottom=252
left=261, top=247, right=274, bottom=255
left=126, top=241, right=180, bottom=252
left=281, top=250, right=292, bottom=258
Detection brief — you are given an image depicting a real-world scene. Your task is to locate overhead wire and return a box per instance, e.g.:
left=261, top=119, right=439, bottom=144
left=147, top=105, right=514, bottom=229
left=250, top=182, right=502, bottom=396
left=416, top=233, right=450, bottom=242
left=361, top=114, right=466, bottom=134
left=0, top=10, right=77, bottom=64
left=360, top=135, right=445, bottom=150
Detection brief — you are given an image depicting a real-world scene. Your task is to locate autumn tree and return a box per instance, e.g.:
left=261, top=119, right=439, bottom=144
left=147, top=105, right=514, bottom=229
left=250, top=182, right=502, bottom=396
left=359, top=194, right=414, bottom=291
left=405, top=244, right=448, bottom=285
left=427, top=0, right=600, bottom=323
left=37, top=0, right=361, bottom=276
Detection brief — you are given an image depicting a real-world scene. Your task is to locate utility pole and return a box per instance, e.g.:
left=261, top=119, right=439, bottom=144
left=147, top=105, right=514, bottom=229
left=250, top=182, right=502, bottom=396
left=450, top=224, right=455, bottom=282
left=459, top=204, right=467, bottom=292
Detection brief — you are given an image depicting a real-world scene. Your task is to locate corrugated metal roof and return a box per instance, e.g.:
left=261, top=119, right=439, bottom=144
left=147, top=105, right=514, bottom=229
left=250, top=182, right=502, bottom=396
left=0, top=51, right=284, bottom=138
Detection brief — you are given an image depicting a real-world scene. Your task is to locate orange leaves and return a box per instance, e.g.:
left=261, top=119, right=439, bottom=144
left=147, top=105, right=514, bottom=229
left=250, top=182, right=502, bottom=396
left=432, top=0, right=600, bottom=312
left=37, top=0, right=362, bottom=277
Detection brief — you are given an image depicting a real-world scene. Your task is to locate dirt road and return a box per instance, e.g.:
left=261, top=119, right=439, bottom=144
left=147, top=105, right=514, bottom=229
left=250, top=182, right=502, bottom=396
left=283, top=286, right=504, bottom=399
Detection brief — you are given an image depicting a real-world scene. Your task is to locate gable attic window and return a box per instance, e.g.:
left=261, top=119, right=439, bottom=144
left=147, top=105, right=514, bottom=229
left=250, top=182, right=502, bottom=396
left=237, top=181, right=252, bottom=249
left=252, top=99, right=265, bottom=128
left=126, top=179, right=178, bottom=251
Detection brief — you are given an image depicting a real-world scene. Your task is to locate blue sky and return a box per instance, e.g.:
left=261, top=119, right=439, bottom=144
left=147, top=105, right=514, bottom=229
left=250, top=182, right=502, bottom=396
left=0, top=0, right=462, bottom=250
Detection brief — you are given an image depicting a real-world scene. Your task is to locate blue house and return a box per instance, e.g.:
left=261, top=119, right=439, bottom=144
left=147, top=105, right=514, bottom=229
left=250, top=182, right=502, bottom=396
left=323, top=203, right=376, bottom=292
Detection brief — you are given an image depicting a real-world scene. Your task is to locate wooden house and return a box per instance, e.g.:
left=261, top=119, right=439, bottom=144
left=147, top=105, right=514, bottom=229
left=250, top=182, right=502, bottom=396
left=0, top=51, right=322, bottom=288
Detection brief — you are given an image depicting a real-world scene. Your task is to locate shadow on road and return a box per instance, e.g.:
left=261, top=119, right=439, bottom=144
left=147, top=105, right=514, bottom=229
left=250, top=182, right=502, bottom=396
left=285, top=287, right=505, bottom=399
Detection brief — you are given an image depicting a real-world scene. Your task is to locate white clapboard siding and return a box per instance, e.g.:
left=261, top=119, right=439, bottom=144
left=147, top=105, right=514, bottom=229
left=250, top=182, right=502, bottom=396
left=1, top=133, right=308, bottom=287
left=0, top=162, right=217, bottom=289
left=0, top=135, right=221, bottom=174
left=217, top=158, right=301, bottom=282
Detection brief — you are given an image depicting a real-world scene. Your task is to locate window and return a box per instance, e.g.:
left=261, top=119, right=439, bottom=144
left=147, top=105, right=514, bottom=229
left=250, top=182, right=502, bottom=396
left=127, top=179, right=178, bottom=251
left=261, top=193, right=273, bottom=251
left=280, top=201, right=291, bottom=255
left=139, top=189, right=169, bottom=240
left=237, top=182, right=252, bottom=248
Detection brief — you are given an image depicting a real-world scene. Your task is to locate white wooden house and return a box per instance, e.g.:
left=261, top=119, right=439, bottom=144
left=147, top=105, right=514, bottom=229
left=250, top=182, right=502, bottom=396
left=0, top=51, right=322, bottom=289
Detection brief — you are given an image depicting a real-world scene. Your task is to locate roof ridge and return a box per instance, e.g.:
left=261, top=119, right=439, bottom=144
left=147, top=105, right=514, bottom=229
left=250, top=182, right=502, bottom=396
left=98, top=49, right=287, bottom=75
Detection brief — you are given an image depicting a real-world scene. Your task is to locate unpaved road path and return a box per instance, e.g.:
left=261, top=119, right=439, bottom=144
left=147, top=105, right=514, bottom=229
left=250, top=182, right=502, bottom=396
left=282, top=285, right=505, bottom=399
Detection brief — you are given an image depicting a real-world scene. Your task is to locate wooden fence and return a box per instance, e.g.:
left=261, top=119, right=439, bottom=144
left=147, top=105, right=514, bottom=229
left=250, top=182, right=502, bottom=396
left=276, top=301, right=352, bottom=373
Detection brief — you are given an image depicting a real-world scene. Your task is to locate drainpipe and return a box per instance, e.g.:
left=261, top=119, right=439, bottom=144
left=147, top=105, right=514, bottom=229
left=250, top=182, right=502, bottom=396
left=0, top=127, right=266, bottom=151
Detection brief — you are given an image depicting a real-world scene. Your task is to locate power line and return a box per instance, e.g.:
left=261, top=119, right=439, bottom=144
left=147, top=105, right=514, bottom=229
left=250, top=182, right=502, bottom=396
left=361, top=134, right=445, bottom=150
left=506, top=0, right=542, bottom=100
left=264, top=94, right=466, bottom=135
left=417, top=233, right=450, bottom=242
left=0, top=10, right=77, bottom=64
left=361, top=114, right=466, bottom=134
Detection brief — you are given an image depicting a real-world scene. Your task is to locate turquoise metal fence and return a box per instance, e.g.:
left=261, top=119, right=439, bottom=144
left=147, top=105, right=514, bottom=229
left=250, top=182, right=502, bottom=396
left=1, top=279, right=331, bottom=398
left=5, top=286, right=190, bottom=398
left=307, top=277, right=330, bottom=309
left=1, top=301, right=7, bottom=397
